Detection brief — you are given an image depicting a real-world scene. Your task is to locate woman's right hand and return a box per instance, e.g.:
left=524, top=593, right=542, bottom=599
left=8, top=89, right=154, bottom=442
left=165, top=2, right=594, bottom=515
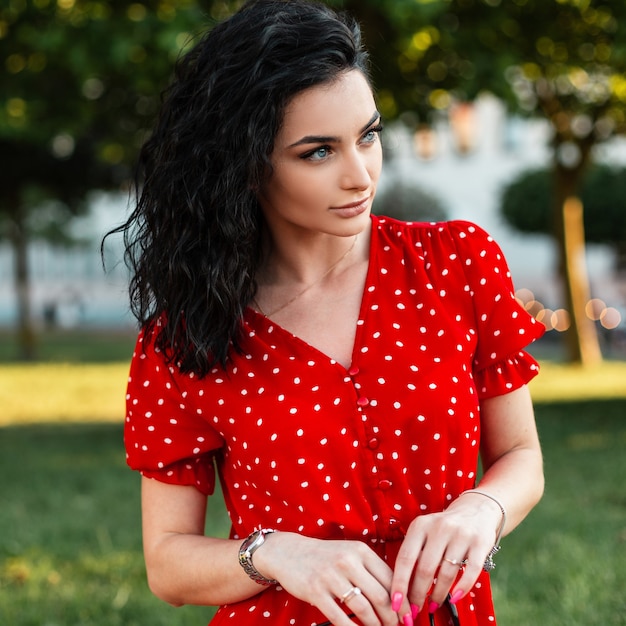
left=254, top=532, right=412, bottom=626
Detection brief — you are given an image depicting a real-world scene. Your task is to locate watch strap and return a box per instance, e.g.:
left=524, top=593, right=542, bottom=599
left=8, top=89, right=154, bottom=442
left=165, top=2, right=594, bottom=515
left=238, top=528, right=278, bottom=586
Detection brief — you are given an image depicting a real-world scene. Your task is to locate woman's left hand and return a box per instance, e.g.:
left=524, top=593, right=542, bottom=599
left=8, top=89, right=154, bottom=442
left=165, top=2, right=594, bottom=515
left=390, top=494, right=502, bottom=616
left=391, top=386, right=545, bottom=618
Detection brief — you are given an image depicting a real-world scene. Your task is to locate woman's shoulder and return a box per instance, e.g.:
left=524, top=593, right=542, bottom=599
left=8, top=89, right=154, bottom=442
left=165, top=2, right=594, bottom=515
left=371, top=214, right=493, bottom=251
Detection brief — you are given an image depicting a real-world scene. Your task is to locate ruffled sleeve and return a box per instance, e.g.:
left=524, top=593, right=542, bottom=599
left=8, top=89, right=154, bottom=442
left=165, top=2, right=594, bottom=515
left=448, top=221, right=545, bottom=399
left=124, top=328, right=224, bottom=495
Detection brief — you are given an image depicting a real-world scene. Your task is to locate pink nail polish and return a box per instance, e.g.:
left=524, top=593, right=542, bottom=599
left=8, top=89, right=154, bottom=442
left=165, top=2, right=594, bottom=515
left=428, top=601, right=439, bottom=614
left=392, top=591, right=403, bottom=612
left=449, top=589, right=464, bottom=604
left=402, top=613, right=414, bottom=626
left=411, top=603, right=420, bottom=619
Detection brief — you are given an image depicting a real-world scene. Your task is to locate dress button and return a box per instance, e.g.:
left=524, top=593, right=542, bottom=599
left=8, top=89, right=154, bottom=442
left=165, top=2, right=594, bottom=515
left=367, top=437, right=379, bottom=450
left=378, top=479, right=393, bottom=491
left=356, top=396, right=369, bottom=407
left=348, top=366, right=360, bottom=376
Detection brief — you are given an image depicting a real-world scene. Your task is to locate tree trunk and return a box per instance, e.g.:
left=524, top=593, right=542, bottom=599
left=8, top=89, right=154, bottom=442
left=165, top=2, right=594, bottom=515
left=553, top=162, right=602, bottom=366
left=7, top=198, right=37, bottom=361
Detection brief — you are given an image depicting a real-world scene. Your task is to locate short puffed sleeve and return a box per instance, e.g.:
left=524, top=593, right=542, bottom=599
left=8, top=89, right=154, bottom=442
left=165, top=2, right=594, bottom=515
left=124, top=328, right=224, bottom=495
left=448, top=221, right=545, bottom=399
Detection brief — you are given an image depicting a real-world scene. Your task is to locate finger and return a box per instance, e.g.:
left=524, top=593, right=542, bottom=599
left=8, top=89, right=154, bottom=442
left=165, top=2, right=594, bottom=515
left=316, top=598, right=364, bottom=626
left=445, top=553, right=487, bottom=605
left=391, top=530, right=426, bottom=597
left=403, top=540, right=446, bottom=613
left=390, top=590, right=419, bottom=626
left=326, top=583, right=393, bottom=626
left=360, top=549, right=413, bottom=625
left=427, top=556, right=467, bottom=607
left=350, top=575, right=404, bottom=626
left=341, top=588, right=384, bottom=626
left=391, top=539, right=429, bottom=622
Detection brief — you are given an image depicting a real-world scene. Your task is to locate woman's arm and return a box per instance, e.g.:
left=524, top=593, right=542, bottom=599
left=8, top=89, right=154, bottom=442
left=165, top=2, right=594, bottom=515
left=390, top=384, right=544, bottom=618
left=141, top=478, right=262, bottom=606
left=470, top=382, right=545, bottom=537
left=141, top=478, right=403, bottom=626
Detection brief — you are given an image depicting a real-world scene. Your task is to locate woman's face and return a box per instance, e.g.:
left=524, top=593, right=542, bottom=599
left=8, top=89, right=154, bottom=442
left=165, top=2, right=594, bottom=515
left=258, top=69, right=383, bottom=239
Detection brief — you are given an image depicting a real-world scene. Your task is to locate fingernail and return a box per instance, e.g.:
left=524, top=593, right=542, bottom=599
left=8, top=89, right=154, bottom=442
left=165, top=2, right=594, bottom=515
left=428, top=601, right=439, bottom=614
left=391, top=592, right=403, bottom=612
left=402, top=613, right=414, bottom=626
left=411, top=603, right=420, bottom=619
left=449, top=589, right=464, bottom=604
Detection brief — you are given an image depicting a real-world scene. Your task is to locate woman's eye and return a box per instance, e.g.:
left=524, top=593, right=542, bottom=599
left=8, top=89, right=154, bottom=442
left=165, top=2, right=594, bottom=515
left=362, top=124, right=383, bottom=144
left=304, top=146, right=331, bottom=161
left=363, top=130, right=376, bottom=142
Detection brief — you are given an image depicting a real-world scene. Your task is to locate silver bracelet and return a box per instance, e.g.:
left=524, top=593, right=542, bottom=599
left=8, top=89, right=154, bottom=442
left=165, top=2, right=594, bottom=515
left=460, top=489, right=506, bottom=571
left=238, top=528, right=278, bottom=586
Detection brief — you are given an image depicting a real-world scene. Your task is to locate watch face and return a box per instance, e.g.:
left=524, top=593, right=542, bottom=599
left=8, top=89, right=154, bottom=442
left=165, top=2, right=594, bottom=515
left=246, top=530, right=261, bottom=547
left=238, top=530, right=277, bottom=586
left=241, top=530, right=263, bottom=555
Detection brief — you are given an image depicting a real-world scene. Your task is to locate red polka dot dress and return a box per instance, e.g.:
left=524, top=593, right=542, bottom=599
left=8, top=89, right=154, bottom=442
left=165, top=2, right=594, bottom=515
left=125, top=216, right=545, bottom=626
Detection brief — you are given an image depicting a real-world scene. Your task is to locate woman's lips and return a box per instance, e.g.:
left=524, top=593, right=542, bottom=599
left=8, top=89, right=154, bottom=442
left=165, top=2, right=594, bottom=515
left=330, top=196, right=370, bottom=217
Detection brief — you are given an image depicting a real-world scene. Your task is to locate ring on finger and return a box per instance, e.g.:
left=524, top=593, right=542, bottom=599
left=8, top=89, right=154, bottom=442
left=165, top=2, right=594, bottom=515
left=443, top=557, right=468, bottom=568
left=339, top=586, right=362, bottom=603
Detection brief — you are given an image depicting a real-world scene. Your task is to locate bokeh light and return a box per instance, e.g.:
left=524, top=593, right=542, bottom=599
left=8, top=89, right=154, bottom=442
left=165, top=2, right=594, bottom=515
left=515, top=289, right=623, bottom=333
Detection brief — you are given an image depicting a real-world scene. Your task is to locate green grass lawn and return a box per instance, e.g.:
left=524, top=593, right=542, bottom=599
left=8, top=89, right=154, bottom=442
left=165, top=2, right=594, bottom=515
left=1, top=332, right=625, bottom=625
left=2, top=400, right=624, bottom=625
left=0, top=422, right=228, bottom=626
left=0, top=329, right=137, bottom=364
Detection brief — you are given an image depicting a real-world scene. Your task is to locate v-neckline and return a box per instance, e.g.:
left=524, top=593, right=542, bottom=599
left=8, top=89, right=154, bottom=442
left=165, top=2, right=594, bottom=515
left=245, top=217, right=379, bottom=372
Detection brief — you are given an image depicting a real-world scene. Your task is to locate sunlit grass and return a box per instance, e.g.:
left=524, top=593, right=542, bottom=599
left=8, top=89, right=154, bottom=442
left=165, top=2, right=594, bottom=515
left=0, top=363, right=128, bottom=426
left=529, top=360, right=626, bottom=401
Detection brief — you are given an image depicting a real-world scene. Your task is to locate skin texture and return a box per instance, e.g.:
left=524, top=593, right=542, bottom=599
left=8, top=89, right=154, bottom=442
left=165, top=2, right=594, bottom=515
left=140, top=70, right=544, bottom=626
left=253, top=69, right=382, bottom=369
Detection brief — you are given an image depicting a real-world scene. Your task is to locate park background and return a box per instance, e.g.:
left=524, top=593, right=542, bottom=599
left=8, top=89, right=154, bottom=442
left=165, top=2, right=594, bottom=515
left=1, top=1, right=625, bottom=625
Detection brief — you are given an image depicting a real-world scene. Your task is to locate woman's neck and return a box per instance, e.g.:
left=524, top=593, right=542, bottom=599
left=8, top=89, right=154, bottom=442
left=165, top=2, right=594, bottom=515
left=257, top=222, right=372, bottom=287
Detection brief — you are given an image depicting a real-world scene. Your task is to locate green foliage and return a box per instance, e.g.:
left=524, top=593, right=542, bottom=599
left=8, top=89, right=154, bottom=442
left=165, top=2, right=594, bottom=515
left=581, top=165, right=626, bottom=246
left=0, top=0, right=241, bottom=238
left=500, top=169, right=553, bottom=235
left=373, top=175, right=448, bottom=223
left=0, top=0, right=243, bottom=356
left=500, top=164, right=626, bottom=253
left=370, top=0, right=626, bottom=130
left=336, top=0, right=445, bottom=120
left=4, top=0, right=626, bottom=224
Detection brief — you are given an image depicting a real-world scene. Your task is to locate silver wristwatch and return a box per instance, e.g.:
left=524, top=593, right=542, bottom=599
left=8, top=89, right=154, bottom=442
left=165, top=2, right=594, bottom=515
left=238, top=528, right=278, bottom=586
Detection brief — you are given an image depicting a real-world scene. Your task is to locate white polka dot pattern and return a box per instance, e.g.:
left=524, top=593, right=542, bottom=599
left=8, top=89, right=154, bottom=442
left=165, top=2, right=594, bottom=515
left=124, top=216, right=544, bottom=625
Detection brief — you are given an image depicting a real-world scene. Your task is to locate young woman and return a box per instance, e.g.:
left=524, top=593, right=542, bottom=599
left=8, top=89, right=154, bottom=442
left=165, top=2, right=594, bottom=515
left=115, top=1, right=545, bottom=625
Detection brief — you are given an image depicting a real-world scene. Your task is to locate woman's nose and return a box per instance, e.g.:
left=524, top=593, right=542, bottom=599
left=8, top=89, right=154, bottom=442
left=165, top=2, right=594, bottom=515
left=340, top=150, right=371, bottom=190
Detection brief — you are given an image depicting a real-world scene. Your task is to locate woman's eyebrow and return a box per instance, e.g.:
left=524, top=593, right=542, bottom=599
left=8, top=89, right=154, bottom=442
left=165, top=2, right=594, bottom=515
left=287, top=110, right=381, bottom=148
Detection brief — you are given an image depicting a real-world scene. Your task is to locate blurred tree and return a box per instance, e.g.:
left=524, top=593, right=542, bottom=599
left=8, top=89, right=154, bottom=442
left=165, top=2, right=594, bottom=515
left=0, top=0, right=241, bottom=359
left=335, top=0, right=444, bottom=121
left=502, top=165, right=626, bottom=271
left=357, top=0, right=626, bottom=365
left=374, top=175, right=448, bottom=223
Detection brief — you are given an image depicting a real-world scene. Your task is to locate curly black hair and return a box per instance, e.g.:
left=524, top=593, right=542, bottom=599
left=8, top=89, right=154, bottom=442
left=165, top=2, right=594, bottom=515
left=106, top=0, right=370, bottom=376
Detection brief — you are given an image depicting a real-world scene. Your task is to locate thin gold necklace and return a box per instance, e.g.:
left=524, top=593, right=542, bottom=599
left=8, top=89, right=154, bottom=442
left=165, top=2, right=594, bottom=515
left=255, top=235, right=358, bottom=318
